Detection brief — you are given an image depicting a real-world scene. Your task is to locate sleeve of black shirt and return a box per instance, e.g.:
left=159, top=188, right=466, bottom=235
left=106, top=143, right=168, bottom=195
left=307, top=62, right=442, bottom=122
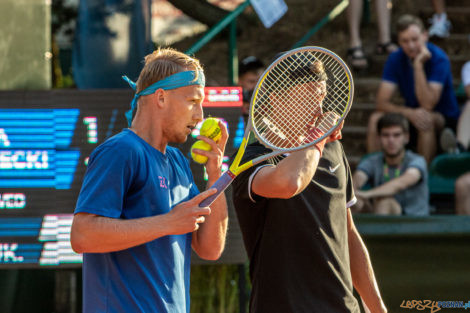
left=232, top=143, right=271, bottom=206
left=342, top=146, right=357, bottom=208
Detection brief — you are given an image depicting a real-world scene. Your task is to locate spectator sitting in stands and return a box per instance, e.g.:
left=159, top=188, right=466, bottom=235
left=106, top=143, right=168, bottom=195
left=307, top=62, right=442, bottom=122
left=367, top=14, right=460, bottom=164
left=238, top=56, right=264, bottom=120
left=353, top=113, right=430, bottom=216
left=440, top=60, right=470, bottom=154
left=346, top=0, right=398, bottom=70
left=428, top=0, right=451, bottom=38
left=441, top=60, right=470, bottom=214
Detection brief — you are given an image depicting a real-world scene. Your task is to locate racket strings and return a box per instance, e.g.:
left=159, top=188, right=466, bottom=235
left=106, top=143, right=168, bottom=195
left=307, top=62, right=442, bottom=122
left=253, top=50, right=351, bottom=149
left=256, top=54, right=323, bottom=146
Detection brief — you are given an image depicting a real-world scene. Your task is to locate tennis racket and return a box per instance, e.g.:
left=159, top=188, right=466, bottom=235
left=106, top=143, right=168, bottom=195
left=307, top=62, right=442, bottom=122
left=200, top=46, right=354, bottom=207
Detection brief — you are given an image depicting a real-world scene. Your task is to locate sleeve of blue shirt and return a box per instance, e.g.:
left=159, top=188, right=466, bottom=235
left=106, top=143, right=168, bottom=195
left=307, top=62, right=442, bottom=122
left=356, top=155, right=375, bottom=179
left=75, top=145, right=133, bottom=218
left=406, top=154, right=427, bottom=184
left=382, top=53, right=399, bottom=84
left=426, top=50, right=449, bottom=85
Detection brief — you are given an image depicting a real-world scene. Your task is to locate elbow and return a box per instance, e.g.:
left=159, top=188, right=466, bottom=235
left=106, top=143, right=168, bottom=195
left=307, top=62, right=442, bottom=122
left=196, top=247, right=224, bottom=261
left=70, top=231, right=86, bottom=254
left=422, top=102, right=435, bottom=111
left=376, top=102, right=387, bottom=112
left=275, top=178, right=303, bottom=199
left=70, top=217, right=92, bottom=254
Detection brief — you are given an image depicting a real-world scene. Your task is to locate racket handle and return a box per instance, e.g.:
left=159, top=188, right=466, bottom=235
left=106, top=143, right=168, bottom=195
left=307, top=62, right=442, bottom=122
left=199, top=171, right=235, bottom=207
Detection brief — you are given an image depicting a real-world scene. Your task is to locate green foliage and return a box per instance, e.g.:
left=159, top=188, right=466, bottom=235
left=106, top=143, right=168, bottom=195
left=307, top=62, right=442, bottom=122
left=190, top=264, right=248, bottom=313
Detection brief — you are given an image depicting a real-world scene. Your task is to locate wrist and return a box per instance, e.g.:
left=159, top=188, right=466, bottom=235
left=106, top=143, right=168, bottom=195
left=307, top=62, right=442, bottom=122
left=206, top=168, right=222, bottom=184
left=402, top=107, right=413, bottom=119
left=313, top=139, right=326, bottom=156
left=306, top=127, right=327, bottom=156
left=413, top=60, right=423, bottom=70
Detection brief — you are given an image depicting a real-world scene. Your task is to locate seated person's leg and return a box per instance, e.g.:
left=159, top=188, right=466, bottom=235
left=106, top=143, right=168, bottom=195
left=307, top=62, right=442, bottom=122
left=373, top=197, right=402, bottom=215
left=417, top=112, right=444, bottom=164
left=457, top=101, right=470, bottom=150
left=455, top=172, right=470, bottom=215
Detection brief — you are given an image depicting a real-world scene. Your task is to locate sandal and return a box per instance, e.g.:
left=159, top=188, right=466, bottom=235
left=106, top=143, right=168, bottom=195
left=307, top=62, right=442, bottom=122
left=347, top=47, right=368, bottom=70
left=376, top=42, right=398, bottom=55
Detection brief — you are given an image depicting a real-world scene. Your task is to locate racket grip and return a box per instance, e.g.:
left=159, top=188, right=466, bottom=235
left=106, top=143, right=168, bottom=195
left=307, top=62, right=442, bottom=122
left=199, top=171, right=235, bottom=207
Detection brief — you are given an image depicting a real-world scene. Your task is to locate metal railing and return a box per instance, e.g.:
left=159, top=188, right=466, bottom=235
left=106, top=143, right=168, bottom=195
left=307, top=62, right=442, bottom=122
left=291, top=0, right=349, bottom=49
left=185, top=0, right=349, bottom=84
left=186, top=1, right=251, bottom=85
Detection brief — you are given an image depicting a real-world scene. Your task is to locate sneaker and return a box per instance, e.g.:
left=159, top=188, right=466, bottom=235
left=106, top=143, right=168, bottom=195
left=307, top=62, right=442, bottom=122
left=440, top=128, right=458, bottom=154
left=428, top=13, right=451, bottom=38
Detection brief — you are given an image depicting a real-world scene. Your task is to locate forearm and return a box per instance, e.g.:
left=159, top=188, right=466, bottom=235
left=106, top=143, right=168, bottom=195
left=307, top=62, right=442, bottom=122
left=71, top=213, right=171, bottom=253
left=192, top=187, right=228, bottom=260
left=274, top=146, right=322, bottom=195
left=349, top=214, right=387, bottom=312
left=361, top=170, right=420, bottom=200
left=414, top=63, right=436, bottom=110
left=362, top=180, right=401, bottom=199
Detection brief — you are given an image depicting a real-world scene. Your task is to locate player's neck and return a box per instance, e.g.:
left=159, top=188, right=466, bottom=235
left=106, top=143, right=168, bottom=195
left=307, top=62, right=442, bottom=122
left=384, top=149, right=405, bottom=166
left=130, top=114, right=167, bottom=153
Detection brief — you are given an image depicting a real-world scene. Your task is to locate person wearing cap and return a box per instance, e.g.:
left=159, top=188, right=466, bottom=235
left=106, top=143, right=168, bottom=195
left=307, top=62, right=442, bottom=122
left=232, top=59, right=387, bottom=313
left=70, top=48, right=229, bottom=313
left=238, top=56, right=265, bottom=118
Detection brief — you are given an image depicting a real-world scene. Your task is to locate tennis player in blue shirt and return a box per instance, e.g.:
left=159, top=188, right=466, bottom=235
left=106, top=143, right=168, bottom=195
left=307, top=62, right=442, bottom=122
left=366, top=14, right=460, bottom=164
left=71, top=48, right=229, bottom=313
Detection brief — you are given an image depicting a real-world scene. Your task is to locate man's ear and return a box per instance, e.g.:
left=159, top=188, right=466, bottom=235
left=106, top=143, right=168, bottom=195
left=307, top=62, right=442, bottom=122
left=422, top=31, right=429, bottom=42
left=404, top=133, right=410, bottom=145
left=154, top=89, right=166, bottom=108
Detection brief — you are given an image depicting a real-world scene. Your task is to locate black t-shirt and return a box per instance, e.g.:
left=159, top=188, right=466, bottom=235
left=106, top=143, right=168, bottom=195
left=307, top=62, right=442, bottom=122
left=232, top=141, right=359, bottom=313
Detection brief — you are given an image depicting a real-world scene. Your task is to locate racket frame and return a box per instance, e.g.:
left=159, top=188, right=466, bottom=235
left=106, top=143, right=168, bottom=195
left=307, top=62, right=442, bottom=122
left=199, top=46, right=354, bottom=207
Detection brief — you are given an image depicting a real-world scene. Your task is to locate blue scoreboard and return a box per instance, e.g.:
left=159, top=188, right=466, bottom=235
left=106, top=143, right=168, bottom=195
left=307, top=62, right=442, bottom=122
left=0, top=88, right=245, bottom=268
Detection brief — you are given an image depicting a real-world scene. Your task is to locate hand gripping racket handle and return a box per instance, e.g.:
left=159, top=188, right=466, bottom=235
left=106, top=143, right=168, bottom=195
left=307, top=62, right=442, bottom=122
left=199, top=170, right=236, bottom=207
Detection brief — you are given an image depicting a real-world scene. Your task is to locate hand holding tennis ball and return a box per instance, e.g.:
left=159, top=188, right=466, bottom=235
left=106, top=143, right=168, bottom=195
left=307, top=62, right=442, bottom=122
left=191, top=140, right=212, bottom=164
left=199, top=117, right=222, bottom=143
left=191, top=118, right=222, bottom=164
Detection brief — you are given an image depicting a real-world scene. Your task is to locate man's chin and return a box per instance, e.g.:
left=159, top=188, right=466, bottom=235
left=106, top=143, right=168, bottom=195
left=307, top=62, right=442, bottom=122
left=384, top=150, right=402, bottom=158
left=170, top=134, right=189, bottom=144
left=178, top=136, right=189, bottom=144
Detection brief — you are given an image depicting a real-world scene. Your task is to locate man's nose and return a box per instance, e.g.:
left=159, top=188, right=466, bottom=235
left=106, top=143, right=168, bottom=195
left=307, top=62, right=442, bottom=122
left=194, top=104, right=203, bottom=122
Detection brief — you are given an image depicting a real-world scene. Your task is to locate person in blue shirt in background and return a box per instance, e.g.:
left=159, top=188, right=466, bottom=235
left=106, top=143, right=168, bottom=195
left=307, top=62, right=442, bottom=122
left=366, top=14, right=460, bottom=164
left=71, top=48, right=229, bottom=313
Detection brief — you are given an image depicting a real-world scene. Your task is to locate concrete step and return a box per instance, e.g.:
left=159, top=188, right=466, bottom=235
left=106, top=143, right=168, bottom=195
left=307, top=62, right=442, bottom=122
left=341, top=125, right=368, bottom=161
left=420, top=7, right=470, bottom=32
left=430, top=34, right=470, bottom=55
left=352, top=78, right=380, bottom=103
left=348, top=102, right=374, bottom=126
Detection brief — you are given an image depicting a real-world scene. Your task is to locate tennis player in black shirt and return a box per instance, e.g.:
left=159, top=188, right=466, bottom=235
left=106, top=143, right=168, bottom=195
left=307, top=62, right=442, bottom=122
left=232, top=66, right=387, bottom=312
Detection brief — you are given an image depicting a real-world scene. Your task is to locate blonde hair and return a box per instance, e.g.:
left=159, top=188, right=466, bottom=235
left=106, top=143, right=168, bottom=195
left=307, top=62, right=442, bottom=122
left=136, top=48, right=203, bottom=93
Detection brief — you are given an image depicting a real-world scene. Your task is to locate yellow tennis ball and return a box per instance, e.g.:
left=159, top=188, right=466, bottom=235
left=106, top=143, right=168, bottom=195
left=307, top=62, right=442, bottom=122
left=191, top=140, right=212, bottom=164
left=200, top=117, right=222, bottom=142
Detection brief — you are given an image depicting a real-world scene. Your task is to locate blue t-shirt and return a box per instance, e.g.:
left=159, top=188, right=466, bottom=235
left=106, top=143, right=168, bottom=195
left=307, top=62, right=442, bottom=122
left=382, top=42, right=460, bottom=120
left=75, top=129, right=199, bottom=313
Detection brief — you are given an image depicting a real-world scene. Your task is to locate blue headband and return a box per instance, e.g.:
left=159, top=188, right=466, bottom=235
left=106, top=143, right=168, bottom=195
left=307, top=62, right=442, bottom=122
left=122, top=70, right=205, bottom=127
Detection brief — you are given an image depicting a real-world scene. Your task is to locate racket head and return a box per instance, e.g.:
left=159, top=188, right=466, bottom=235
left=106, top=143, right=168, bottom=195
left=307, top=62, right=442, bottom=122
left=247, top=46, right=354, bottom=152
